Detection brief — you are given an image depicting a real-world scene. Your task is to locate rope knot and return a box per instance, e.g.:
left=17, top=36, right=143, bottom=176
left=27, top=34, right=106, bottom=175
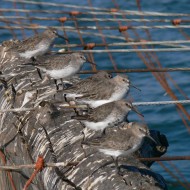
left=110, top=8, right=118, bottom=13
left=59, top=17, right=67, bottom=23
left=119, top=26, right=129, bottom=32
left=69, top=11, right=81, bottom=16
left=172, top=19, right=181, bottom=26
left=84, top=43, right=96, bottom=50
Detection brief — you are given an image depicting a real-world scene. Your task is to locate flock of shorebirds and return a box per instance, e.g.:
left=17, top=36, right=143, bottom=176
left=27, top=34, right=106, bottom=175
left=1, top=27, right=158, bottom=172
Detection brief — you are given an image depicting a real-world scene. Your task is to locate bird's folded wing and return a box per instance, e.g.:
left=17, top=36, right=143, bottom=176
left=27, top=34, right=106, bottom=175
left=83, top=136, right=107, bottom=147
left=71, top=115, right=89, bottom=120
left=87, top=102, right=114, bottom=122
left=6, top=37, right=38, bottom=52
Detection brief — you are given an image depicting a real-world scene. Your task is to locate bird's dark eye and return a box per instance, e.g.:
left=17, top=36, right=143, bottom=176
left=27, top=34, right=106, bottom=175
left=123, top=79, right=126, bottom=82
left=108, top=74, right=112, bottom=78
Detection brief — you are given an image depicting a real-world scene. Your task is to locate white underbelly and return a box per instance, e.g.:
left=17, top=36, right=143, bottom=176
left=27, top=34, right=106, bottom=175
left=82, top=115, right=115, bottom=131
left=19, top=45, right=49, bottom=59
left=79, top=99, right=112, bottom=108
left=47, top=67, right=76, bottom=79
left=109, top=87, right=129, bottom=101
left=99, top=149, right=123, bottom=157
left=66, top=93, right=83, bottom=98
left=78, top=87, right=129, bottom=108
left=99, top=143, right=140, bottom=158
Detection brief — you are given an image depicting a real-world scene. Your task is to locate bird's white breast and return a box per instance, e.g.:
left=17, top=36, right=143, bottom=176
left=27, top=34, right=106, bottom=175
left=99, top=149, right=123, bottom=157
left=77, top=86, right=129, bottom=108
left=82, top=114, right=116, bottom=131
left=47, top=66, right=76, bottom=79
left=110, top=86, right=129, bottom=101
left=99, top=143, right=141, bottom=158
left=66, top=93, right=83, bottom=98
left=80, top=99, right=112, bottom=108
left=19, top=42, right=49, bottom=59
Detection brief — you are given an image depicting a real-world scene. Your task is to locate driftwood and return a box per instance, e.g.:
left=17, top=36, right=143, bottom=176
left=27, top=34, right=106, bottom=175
left=0, top=43, right=168, bottom=190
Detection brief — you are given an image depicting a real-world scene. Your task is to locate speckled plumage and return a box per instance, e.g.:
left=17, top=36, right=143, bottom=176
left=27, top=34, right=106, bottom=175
left=84, top=122, right=154, bottom=158
left=28, top=53, right=86, bottom=79
left=6, top=28, right=65, bottom=59
left=72, top=100, right=138, bottom=131
left=64, top=73, right=130, bottom=108
left=64, top=71, right=112, bottom=92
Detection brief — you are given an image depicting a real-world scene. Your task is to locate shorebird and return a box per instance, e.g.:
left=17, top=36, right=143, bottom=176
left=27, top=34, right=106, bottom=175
left=83, top=122, right=156, bottom=172
left=6, top=27, right=68, bottom=59
left=64, top=74, right=130, bottom=108
left=25, top=53, right=88, bottom=80
left=72, top=100, right=143, bottom=131
left=64, top=70, right=112, bottom=90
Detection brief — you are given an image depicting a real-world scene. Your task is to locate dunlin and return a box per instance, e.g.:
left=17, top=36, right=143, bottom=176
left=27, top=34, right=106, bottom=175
left=6, top=28, right=68, bottom=59
left=84, top=122, right=156, bottom=158
left=72, top=100, right=143, bottom=131
left=26, top=53, right=87, bottom=80
left=83, top=122, right=156, bottom=173
left=64, top=74, right=130, bottom=108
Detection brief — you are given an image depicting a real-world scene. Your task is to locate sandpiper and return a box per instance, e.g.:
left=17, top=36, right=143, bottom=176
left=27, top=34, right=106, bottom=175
left=83, top=122, right=156, bottom=169
left=64, top=74, right=130, bottom=108
left=26, top=53, right=87, bottom=80
left=72, top=100, right=143, bottom=131
left=6, top=27, right=68, bottom=59
left=64, top=71, right=112, bottom=90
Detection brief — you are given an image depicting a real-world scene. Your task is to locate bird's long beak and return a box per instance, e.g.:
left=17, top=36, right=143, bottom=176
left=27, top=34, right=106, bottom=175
left=129, top=82, right=141, bottom=91
left=147, top=135, right=157, bottom=144
left=131, top=105, right=144, bottom=117
left=56, top=33, right=69, bottom=42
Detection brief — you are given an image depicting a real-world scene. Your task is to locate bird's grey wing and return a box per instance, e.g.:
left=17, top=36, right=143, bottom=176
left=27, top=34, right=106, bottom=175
left=40, top=54, right=72, bottom=70
left=72, top=103, right=114, bottom=122
left=88, top=102, right=115, bottom=122
left=71, top=115, right=89, bottom=120
left=100, top=131, right=139, bottom=150
left=85, top=81, right=114, bottom=100
left=7, top=35, right=41, bottom=52
left=83, top=135, right=108, bottom=148
left=64, top=78, right=95, bottom=94
left=64, top=78, right=108, bottom=97
left=85, top=134, right=126, bottom=150
left=71, top=80, right=113, bottom=100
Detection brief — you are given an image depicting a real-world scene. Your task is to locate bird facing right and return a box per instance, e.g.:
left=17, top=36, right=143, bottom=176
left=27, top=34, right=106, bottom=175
left=64, top=73, right=130, bottom=108
left=72, top=100, right=143, bottom=131
left=6, top=28, right=68, bottom=59
left=83, top=122, right=156, bottom=159
left=24, top=53, right=87, bottom=80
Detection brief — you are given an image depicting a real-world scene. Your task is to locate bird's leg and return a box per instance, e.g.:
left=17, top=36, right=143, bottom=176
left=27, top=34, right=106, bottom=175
left=102, top=128, right=106, bottom=136
left=37, top=68, right=42, bottom=80
left=64, top=94, right=68, bottom=102
left=61, top=78, right=64, bottom=89
left=67, top=100, right=79, bottom=115
left=54, top=79, right=59, bottom=90
left=61, top=78, right=68, bottom=90
left=113, top=157, right=123, bottom=176
left=31, top=56, right=36, bottom=62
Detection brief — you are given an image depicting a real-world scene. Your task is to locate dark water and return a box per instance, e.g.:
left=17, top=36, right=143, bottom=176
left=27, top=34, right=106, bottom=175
left=1, top=0, right=190, bottom=189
